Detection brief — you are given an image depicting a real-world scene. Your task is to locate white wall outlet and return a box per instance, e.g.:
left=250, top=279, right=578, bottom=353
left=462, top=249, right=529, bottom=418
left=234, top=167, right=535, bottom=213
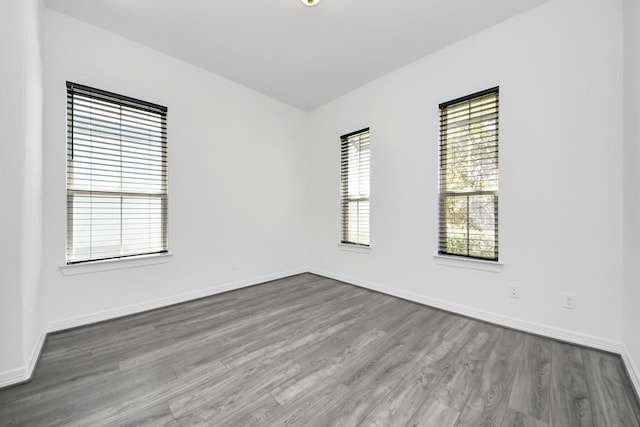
left=509, top=285, right=520, bottom=299
left=562, top=293, right=576, bottom=310
left=232, top=259, right=239, bottom=270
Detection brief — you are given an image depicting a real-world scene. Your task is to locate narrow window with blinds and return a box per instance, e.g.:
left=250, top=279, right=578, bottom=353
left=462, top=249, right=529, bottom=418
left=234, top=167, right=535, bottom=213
left=340, top=128, right=370, bottom=246
left=66, top=82, right=168, bottom=264
left=439, top=87, right=499, bottom=261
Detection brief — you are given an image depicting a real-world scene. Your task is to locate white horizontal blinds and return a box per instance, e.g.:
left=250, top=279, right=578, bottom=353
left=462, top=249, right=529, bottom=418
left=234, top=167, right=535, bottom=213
left=439, top=87, right=499, bottom=260
left=340, top=128, right=370, bottom=246
left=66, top=82, right=168, bottom=264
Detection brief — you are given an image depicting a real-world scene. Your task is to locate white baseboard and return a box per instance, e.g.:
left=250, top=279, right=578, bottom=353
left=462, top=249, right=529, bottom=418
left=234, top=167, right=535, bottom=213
left=47, top=268, right=306, bottom=332
left=26, top=330, right=46, bottom=378
left=622, top=345, right=640, bottom=401
left=322, top=264, right=638, bottom=399
left=309, top=268, right=624, bottom=354
left=4, top=267, right=639, bottom=401
left=0, top=329, right=46, bottom=389
left=0, top=367, right=28, bottom=389
left=0, top=268, right=304, bottom=388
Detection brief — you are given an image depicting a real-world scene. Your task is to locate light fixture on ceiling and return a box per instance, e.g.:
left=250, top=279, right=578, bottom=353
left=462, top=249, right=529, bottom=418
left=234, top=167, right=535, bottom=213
left=301, top=0, right=320, bottom=6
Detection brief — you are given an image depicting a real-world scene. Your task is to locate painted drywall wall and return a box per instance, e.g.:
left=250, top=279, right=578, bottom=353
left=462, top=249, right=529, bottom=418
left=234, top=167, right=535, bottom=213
left=307, top=0, right=625, bottom=348
left=43, top=10, right=308, bottom=329
left=22, top=0, right=45, bottom=373
left=623, top=0, right=640, bottom=389
left=0, top=0, right=28, bottom=376
left=0, top=0, right=45, bottom=383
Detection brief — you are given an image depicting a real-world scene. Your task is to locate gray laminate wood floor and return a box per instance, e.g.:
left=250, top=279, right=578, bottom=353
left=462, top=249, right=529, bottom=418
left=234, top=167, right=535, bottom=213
left=1, top=273, right=639, bottom=426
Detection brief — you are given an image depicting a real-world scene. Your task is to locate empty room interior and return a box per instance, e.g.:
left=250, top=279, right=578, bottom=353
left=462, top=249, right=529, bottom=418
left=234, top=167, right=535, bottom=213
left=2, top=0, right=640, bottom=425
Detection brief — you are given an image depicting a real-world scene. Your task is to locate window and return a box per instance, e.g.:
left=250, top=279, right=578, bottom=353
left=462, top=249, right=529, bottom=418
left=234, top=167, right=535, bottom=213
left=340, top=128, right=370, bottom=246
left=438, top=87, right=499, bottom=261
left=66, top=82, right=168, bottom=264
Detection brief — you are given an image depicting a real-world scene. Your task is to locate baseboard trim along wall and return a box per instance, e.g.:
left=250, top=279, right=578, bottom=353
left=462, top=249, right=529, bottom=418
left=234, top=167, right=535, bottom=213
left=622, top=345, right=640, bottom=403
left=47, top=268, right=307, bottom=333
left=309, top=268, right=623, bottom=352
left=0, top=268, right=305, bottom=389
left=2, top=267, right=639, bottom=400
left=0, top=368, right=27, bottom=390
left=0, top=330, right=47, bottom=389
left=308, top=268, right=640, bottom=399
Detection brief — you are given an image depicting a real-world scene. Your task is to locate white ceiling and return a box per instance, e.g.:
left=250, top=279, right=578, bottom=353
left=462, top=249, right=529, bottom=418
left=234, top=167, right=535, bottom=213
left=45, top=0, right=549, bottom=111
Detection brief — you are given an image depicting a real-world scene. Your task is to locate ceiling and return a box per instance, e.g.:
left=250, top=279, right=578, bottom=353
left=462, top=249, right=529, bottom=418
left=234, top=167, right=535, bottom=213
left=45, top=0, right=550, bottom=111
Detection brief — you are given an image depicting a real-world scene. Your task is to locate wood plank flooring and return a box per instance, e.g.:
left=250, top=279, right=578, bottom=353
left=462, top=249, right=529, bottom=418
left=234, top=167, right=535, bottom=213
left=1, top=273, right=639, bottom=426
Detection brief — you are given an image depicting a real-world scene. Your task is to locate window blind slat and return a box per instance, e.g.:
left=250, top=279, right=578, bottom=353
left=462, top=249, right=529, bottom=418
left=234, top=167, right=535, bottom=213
left=340, top=128, right=370, bottom=246
left=66, top=82, right=168, bottom=264
left=438, top=88, right=499, bottom=261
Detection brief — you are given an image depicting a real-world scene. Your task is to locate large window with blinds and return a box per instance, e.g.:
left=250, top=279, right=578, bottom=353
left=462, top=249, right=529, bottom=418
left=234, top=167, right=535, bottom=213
left=439, top=87, right=499, bottom=261
left=340, top=128, right=370, bottom=246
left=66, top=82, right=168, bottom=264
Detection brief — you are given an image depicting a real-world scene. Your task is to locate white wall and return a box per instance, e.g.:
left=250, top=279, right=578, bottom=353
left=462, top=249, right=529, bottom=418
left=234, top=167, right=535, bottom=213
left=308, top=0, right=625, bottom=349
left=0, top=0, right=45, bottom=385
left=43, top=10, right=308, bottom=329
left=22, top=0, right=45, bottom=374
left=0, top=0, right=29, bottom=376
left=623, top=0, right=640, bottom=390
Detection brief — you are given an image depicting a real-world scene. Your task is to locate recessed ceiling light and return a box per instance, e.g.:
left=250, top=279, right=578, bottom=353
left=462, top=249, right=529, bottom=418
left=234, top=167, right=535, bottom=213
left=301, top=0, right=320, bottom=6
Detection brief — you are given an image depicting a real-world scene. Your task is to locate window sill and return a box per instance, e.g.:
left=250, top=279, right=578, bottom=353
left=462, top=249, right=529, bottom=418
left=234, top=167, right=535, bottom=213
left=338, top=243, right=371, bottom=254
left=433, top=254, right=503, bottom=273
left=59, top=253, right=173, bottom=276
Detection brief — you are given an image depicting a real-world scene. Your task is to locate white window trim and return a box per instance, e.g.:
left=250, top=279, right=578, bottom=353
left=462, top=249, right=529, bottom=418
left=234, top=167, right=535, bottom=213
left=60, top=252, right=173, bottom=276
left=338, top=243, right=371, bottom=254
left=433, top=254, right=503, bottom=273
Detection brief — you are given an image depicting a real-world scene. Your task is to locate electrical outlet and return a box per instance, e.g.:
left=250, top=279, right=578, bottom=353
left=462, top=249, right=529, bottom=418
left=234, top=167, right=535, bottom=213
left=562, top=293, right=576, bottom=310
left=509, top=285, right=520, bottom=299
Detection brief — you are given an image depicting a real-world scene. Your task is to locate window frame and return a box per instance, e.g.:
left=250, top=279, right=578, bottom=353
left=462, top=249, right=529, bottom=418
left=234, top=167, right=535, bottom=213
left=65, top=82, right=168, bottom=265
left=340, top=127, right=370, bottom=247
left=438, top=87, right=499, bottom=262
